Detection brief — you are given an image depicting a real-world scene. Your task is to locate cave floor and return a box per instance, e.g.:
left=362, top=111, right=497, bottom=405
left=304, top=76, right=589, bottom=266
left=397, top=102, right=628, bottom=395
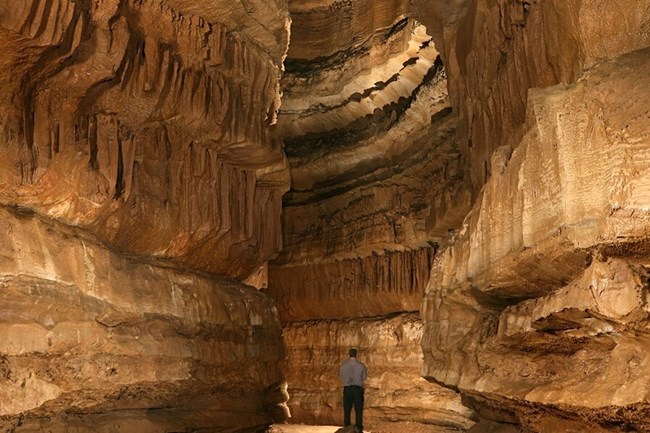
left=269, top=425, right=339, bottom=433
left=270, top=421, right=461, bottom=433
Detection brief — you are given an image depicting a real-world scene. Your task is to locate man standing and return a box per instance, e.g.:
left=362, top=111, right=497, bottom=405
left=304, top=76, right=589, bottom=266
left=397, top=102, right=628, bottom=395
left=339, top=348, right=367, bottom=432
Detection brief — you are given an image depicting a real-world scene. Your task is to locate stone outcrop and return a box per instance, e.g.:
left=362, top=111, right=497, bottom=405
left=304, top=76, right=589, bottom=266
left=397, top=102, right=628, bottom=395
left=0, top=0, right=291, bottom=279
left=389, top=1, right=650, bottom=431
left=0, top=0, right=291, bottom=431
left=0, top=205, right=287, bottom=432
left=413, top=0, right=650, bottom=188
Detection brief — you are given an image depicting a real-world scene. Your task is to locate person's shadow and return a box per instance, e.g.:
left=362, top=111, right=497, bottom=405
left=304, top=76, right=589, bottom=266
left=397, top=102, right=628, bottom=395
left=335, top=426, right=360, bottom=433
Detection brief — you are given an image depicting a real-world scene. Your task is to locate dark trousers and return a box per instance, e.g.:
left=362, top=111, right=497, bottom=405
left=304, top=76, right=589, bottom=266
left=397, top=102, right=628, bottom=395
left=343, top=385, right=364, bottom=431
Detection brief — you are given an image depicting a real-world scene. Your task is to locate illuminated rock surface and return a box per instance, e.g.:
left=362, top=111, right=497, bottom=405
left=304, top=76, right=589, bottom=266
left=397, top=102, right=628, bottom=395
left=422, top=47, right=650, bottom=433
left=1, top=0, right=649, bottom=432
left=412, top=0, right=650, bottom=431
left=0, top=0, right=290, bottom=431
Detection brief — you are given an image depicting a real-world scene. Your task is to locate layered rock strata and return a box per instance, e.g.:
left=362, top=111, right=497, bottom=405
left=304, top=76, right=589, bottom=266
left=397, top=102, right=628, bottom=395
left=271, top=23, right=471, bottom=322
left=269, top=12, right=472, bottom=430
left=284, top=0, right=411, bottom=97
left=0, top=0, right=291, bottom=279
left=0, top=205, right=287, bottom=432
left=421, top=48, right=650, bottom=432
left=0, top=0, right=291, bottom=431
left=282, top=313, right=473, bottom=431
left=412, top=0, right=650, bottom=189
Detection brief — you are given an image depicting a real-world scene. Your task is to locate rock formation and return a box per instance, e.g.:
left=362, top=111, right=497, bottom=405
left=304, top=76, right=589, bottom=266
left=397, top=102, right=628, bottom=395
left=0, top=0, right=291, bottom=431
left=1, top=0, right=649, bottom=432
left=269, top=0, right=650, bottom=432
left=267, top=2, right=473, bottom=430
left=0, top=205, right=287, bottom=432
left=412, top=0, right=650, bottom=431
left=282, top=313, right=473, bottom=431
left=0, top=0, right=290, bottom=279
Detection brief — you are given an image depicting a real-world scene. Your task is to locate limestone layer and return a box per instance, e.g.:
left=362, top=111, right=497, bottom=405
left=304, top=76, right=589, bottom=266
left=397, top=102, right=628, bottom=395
left=0, top=1, right=291, bottom=431
left=269, top=246, right=435, bottom=322
left=0, top=205, right=287, bottom=432
left=270, top=10, right=474, bottom=431
left=270, top=27, right=472, bottom=321
left=284, top=0, right=411, bottom=96
left=282, top=313, right=474, bottom=430
left=421, top=48, right=650, bottom=432
left=412, top=0, right=650, bottom=189
left=0, top=0, right=291, bottom=280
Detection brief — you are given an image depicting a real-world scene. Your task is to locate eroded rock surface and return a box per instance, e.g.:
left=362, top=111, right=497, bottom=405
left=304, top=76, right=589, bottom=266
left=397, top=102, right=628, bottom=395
left=0, top=206, right=287, bottom=432
left=2, top=0, right=649, bottom=431
left=0, top=0, right=290, bottom=279
left=282, top=313, right=473, bottom=430
left=422, top=48, right=650, bottom=432
left=0, top=0, right=291, bottom=431
left=268, top=5, right=472, bottom=430
left=412, top=0, right=650, bottom=188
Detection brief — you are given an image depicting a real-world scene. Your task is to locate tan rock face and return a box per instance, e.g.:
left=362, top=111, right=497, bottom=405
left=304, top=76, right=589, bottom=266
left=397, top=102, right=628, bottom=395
left=422, top=48, right=650, bottom=431
left=0, top=206, right=287, bottom=431
left=0, top=0, right=291, bottom=431
left=282, top=313, right=473, bottom=430
left=268, top=7, right=473, bottom=431
left=412, top=0, right=650, bottom=189
left=2, top=0, right=648, bottom=432
left=285, top=0, right=411, bottom=96
left=270, top=23, right=472, bottom=321
left=0, top=0, right=290, bottom=279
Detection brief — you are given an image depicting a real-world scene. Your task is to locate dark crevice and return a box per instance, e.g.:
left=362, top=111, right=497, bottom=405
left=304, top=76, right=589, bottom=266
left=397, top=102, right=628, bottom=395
left=384, top=17, right=409, bottom=41
left=284, top=44, right=370, bottom=77
left=283, top=113, right=457, bottom=207
left=88, top=115, right=98, bottom=169
left=19, top=1, right=92, bottom=182
left=114, top=125, right=125, bottom=199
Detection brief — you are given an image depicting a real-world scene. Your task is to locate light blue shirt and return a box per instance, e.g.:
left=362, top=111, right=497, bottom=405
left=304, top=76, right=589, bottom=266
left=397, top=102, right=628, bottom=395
left=340, top=357, right=367, bottom=388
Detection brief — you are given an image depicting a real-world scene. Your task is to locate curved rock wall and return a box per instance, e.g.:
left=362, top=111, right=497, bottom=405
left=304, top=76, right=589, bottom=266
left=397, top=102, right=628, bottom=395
left=0, top=0, right=291, bottom=431
left=269, top=11, right=473, bottom=430
left=283, top=313, right=473, bottom=431
left=0, top=0, right=290, bottom=279
left=285, top=0, right=411, bottom=96
left=0, top=205, right=287, bottom=432
left=413, top=0, right=650, bottom=189
left=421, top=40, right=650, bottom=433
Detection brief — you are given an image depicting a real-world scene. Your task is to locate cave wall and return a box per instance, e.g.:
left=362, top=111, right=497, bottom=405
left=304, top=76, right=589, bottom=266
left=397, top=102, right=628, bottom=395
left=3, top=0, right=648, bottom=431
left=283, top=313, right=473, bottom=431
left=267, top=2, right=474, bottom=429
left=413, top=0, right=650, bottom=190
left=270, top=0, right=650, bottom=431
left=0, top=0, right=290, bottom=279
left=0, top=0, right=291, bottom=431
left=0, top=206, right=287, bottom=432
left=412, top=0, right=650, bottom=431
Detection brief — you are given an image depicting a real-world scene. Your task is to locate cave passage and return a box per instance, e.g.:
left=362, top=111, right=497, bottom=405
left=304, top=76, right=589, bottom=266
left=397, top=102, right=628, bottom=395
left=0, top=1, right=648, bottom=433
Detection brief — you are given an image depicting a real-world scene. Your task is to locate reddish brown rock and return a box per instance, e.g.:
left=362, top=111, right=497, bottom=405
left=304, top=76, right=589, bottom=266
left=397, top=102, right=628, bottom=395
left=0, top=205, right=288, bottom=432
left=421, top=48, right=650, bottom=432
left=0, top=0, right=290, bottom=279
